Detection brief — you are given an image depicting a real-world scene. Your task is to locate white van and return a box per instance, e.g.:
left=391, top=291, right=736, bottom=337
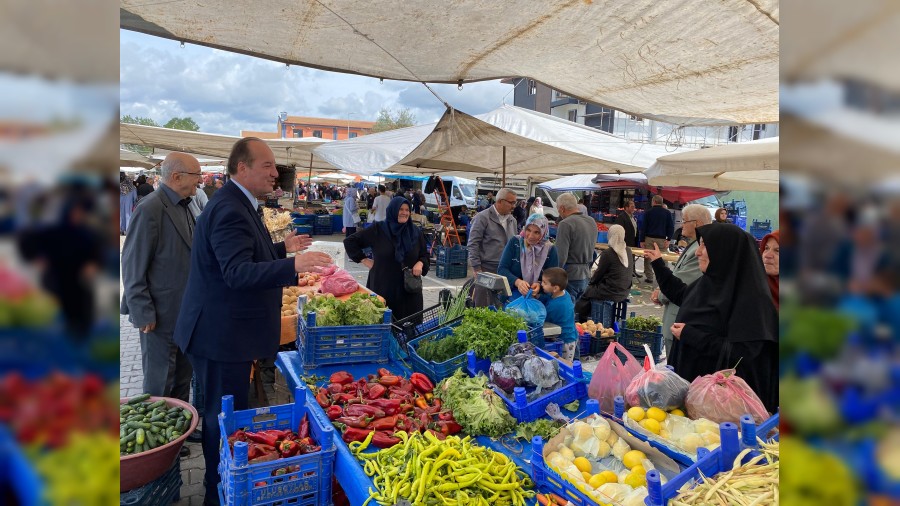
left=422, top=176, right=477, bottom=210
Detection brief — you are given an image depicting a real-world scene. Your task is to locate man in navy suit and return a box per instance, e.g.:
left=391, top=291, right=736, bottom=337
left=174, top=137, right=332, bottom=504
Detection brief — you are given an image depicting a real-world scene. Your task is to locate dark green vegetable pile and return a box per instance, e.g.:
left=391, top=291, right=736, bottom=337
left=304, top=292, right=388, bottom=326
left=416, top=308, right=527, bottom=363
left=625, top=315, right=663, bottom=332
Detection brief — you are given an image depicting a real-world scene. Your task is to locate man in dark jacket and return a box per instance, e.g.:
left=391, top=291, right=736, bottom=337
left=614, top=199, right=639, bottom=278
left=640, top=195, right=675, bottom=284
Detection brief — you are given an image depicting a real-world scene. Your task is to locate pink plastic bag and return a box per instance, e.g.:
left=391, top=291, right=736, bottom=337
left=685, top=369, right=769, bottom=424
left=588, top=342, right=642, bottom=414
left=319, top=268, right=358, bottom=296
left=625, top=363, right=690, bottom=410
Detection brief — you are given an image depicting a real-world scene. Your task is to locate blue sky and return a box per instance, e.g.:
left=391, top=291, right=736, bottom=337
left=120, top=30, right=513, bottom=136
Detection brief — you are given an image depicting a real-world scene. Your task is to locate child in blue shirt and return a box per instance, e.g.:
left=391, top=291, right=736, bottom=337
left=539, top=267, right=579, bottom=361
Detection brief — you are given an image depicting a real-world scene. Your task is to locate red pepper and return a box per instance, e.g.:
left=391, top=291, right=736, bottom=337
left=390, top=383, right=414, bottom=395
left=330, top=371, right=354, bottom=385
left=378, top=375, right=401, bottom=387
left=327, top=383, right=344, bottom=394
left=343, top=383, right=358, bottom=393
left=325, top=405, right=343, bottom=420
left=369, top=415, right=399, bottom=431
left=332, top=393, right=357, bottom=404
left=344, top=404, right=385, bottom=419
left=335, top=415, right=373, bottom=428
left=298, top=441, right=321, bottom=454
left=341, top=427, right=373, bottom=444
left=251, top=430, right=284, bottom=446
left=426, top=428, right=447, bottom=440
left=298, top=414, right=310, bottom=440
left=377, top=368, right=393, bottom=377
left=245, top=431, right=276, bottom=446
left=249, top=452, right=280, bottom=465
left=437, top=420, right=463, bottom=435
left=413, top=396, right=428, bottom=410
left=366, top=398, right=402, bottom=415
left=438, top=411, right=455, bottom=422
left=431, top=398, right=442, bottom=410
left=409, top=373, right=434, bottom=394
left=315, top=388, right=331, bottom=408
left=282, top=431, right=299, bottom=441
left=371, top=431, right=401, bottom=448
left=368, top=383, right=387, bottom=399
left=278, top=439, right=300, bottom=457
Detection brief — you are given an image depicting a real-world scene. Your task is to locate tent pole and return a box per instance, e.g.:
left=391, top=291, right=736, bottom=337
left=502, top=146, right=506, bottom=187
left=307, top=153, right=313, bottom=187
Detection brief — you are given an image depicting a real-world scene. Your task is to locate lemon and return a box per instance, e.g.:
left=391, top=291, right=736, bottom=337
left=600, top=470, right=618, bottom=483
left=621, top=450, right=647, bottom=470
left=631, top=465, right=646, bottom=475
left=646, top=407, right=667, bottom=422
left=559, top=446, right=575, bottom=461
left=639, top=418, right=661, bottom=435
left=588, top=473, right=608, bottom=488
left=669, top=408, right=685, bottom=417
left=623, top=472, right=647, bottom=488
left=581, top=471, right=593, bottom=482
left=574, top=456, right=592, bottom=473
left=627, top=406, right=646, bottom=422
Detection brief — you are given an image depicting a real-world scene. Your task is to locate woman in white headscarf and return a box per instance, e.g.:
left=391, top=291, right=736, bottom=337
left=498, top=213, right=559, bottom=301
left=577, top=224, right=634, bottom=325
left=529, top=196, right=545, bottom=217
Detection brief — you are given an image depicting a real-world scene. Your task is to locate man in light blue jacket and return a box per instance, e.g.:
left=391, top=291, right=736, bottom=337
left=342, top=186, right=361, bottom=237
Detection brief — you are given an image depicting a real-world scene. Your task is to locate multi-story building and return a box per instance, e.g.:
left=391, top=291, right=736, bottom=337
left=503, top=78, right=778, bottom=148
left=275, top=113, right=375, bottom=140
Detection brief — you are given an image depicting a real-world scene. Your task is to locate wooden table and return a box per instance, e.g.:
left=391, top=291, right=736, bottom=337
left=595, top=243, right=680, bottom=263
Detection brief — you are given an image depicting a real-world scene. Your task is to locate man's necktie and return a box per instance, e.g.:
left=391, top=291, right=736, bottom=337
left=178, top=198, right=195, bottom=235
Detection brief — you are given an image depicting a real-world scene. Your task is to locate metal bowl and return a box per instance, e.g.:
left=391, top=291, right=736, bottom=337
left=120, top=396, right=199, bottom=492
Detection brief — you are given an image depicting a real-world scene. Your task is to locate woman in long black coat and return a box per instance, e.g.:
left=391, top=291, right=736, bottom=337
left=344, top=196, right=430, bottom=321
left=644, top=223, right=778, bottom=413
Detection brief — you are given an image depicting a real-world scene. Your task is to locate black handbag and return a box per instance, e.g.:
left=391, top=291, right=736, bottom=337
left=403, top=267, right=423, bottom=294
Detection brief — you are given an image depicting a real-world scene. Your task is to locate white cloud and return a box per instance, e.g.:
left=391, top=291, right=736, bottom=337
left=120, top=30, right=512, bottom=135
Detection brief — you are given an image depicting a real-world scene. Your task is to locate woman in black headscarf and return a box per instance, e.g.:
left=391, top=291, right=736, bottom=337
left=344, top=196, right=430, bottom=321
left=644, top=223, right=778, bottom=413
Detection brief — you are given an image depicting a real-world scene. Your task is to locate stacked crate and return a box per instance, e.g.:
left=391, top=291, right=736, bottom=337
left=434, top=245, right=468, bottom=279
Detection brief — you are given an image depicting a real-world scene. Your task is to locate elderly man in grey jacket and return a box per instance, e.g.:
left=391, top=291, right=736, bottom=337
left=650, top=204, right=711, bottom=357
left=468, top=188, right=518, bottom=306
left=554, top=193, right=598, bottom=303
left=121, top=152, right=201, bottom=403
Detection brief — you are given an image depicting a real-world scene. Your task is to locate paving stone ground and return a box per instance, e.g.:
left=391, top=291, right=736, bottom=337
left=119, top=233, right=662, bottom=504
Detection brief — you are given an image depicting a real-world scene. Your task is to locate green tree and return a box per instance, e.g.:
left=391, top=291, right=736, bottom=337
left=121, top=115, right=160, bottom=155
left=370, top=108, right=416, bottom=133
left=163, top=116, right=200, bottom=131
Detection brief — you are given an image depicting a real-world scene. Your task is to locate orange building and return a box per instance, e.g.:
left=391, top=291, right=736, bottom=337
left=275, top=114, right=375, bottom=141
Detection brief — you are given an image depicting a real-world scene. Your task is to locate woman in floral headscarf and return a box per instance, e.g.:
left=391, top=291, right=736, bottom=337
left=119, top=172, right=137, bottom=235
left=498, top=213, right=559, bottom=301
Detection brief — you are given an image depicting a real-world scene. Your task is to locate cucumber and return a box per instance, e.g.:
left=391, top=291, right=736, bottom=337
left=150, top=425, right=162, bottom=434
left=174, top=419, right=185, bottom=432
left=127, top=421, right=151, bottom=430
left=181, top=409, right=193, bottom=420
left=127, top=393, right=151, bottom=405
left=152, top=421, right=169, bottom=428
left=121, top=430, right=137, bottom=443
left=147, top=399, right=166, bottom=410
left=136, top=428, right=146, bottom=445
left=166, top=427, right=174, bottom=439
left=149, top=413, right=166, bottom=422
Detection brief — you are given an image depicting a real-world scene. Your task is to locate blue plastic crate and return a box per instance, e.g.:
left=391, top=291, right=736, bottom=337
left=331, top=214, right=343, bottom=233
left=609, top=394, right=781, bottom=467
left=530, top=399, right=682, bottom=506
left=597, top=231, right=608, bottom=243
left=579, top=332, right=591, bottom=356
left=435, top=263, right=467, bottom=279
left=312, top=226, right=332, bottom=236
left=466, top=331, right=588, bottom=423
left=218, top=386, right=336, bottom=506
left=292, top=215, right=316, bottom=226
left=297, top=308, right=392, bottom=369
left=407, top=318, right=467, bottom=383
left=390, top=303, right=452, bottom=352
left=293, top=224, right=313, bottom=236
left=618, top=323, right=663, bottom=361
left=121, top=458, right=181, bottom=506
left=435, top=245, right=468, bottom=265
left=314, top=215, right=332, bottom=227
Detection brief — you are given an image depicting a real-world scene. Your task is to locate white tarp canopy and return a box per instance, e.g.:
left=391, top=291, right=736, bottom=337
left=119, top=123, right=336, bottom=169
left=120, top=149, right=156, bottom=169
left=644, top=137, right=779, bottom=192
left=315, top=105, right=694, bottom=177
left=536, top=175, right=602, bottom=192
left=121, top=0, right=778, bottom=125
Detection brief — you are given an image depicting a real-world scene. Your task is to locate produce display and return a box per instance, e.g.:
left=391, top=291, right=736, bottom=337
left=416, top=308, right=527, bottom=363
left=439, top=284, right=470, bottom=324
left=0, top=372, right=118, bottom=447
left=303, top=292, right=388, bottom=326
left=320, top=267, right=360, bottom=296
left=685, top=369, right=769, bottom=425
left=489, top=341, right=563, bottom=401
left=0, top=266, right=58, bottom=327
left=624, top=406, right=721, bottom=456
left=263, top=207, right=292, bottom=232
left=542, top=415, right=655, bottom=506
left=779, top=437, right=856, bottom=506
left=314, top=369, right=462, bottom=447
left=26, top=432, right=119, bottom=505
left=625, top=360, right=690, bottom=411
left=352, top=430, right=535, bottom=506
left=623, top=316, right=662, bottom=332
left=579, top=319, right=616, bottom=338
left=225, top=413, right=320, bottom=469
left=296, top=272, right=321, bottom=287
left=281, top=285, right=304, bottom=316
left=119, top=394, right=194, bottom=455
left=670, top=438, right=779, bottom=506
left=515, top=418, right=565, bottom=441
left=435, top=369, right=517, bottom=438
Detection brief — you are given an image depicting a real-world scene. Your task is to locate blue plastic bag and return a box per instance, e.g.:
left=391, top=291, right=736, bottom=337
left=505, top=289, right=547, bottom=327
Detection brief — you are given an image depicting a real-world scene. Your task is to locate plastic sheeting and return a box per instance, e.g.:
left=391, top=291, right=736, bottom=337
left=314, top=105, right=693, bottom=177
left=119, top=123, right=336, bottom=169
left=120, top=0, right=778, bottom=125
left=644, top=137, right=778, bottom=192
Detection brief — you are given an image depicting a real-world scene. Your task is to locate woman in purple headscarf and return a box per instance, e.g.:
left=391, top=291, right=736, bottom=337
left=498, top=213, right=559, bottom=301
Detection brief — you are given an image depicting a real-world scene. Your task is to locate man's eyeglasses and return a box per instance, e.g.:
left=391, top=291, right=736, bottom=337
left=176, top=172, right=202, bottom=177
left=684, top=219, right=699, bottom=225
left=502, top=199, right=517, bottom=205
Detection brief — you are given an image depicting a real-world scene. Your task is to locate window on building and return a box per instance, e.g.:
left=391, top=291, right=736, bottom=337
left=293, top=130, right=303, bottom=138
left=529, top=80, right=536, bottom=95
left=567, top=109, right=577, bottom=122
left=752, top=124, right=765, bottom=140
left=312, top=130, right=323, bottom=138
left=349, top=132, right=358, bottom=138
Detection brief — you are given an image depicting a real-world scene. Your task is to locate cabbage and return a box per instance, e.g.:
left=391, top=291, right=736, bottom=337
left=522, top=356, right=561, bottom=393
left=489, top=357, right=523, bottom=393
